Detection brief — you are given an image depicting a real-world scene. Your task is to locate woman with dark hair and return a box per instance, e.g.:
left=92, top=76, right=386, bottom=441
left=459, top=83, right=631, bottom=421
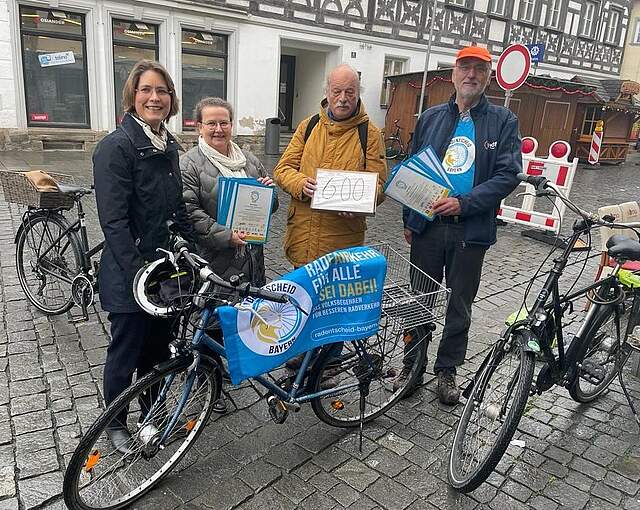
left=181, top=97, right=278, bottom=412
left=93, top=60, right=193, bottom=452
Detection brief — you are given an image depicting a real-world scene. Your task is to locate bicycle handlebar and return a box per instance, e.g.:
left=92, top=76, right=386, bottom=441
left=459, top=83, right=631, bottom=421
left=516, top=173, right=640, bottom=232
left=169, top=232, right=289, bottom=305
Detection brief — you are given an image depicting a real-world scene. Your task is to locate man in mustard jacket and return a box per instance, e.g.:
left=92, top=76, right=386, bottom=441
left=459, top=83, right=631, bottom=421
left=274, top=64, right=388, bottom=267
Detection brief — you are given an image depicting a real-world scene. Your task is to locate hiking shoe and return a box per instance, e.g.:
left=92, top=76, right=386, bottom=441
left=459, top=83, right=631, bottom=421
left=437, top=370, right=460, bottom=405
left=393, top=367, right=424, bottom=397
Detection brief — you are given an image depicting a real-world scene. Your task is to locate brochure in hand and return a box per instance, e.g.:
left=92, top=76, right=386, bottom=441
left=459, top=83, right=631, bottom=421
left=217, top=177, right=275, bottom=244
left=383, top=146, right=460, bottom=221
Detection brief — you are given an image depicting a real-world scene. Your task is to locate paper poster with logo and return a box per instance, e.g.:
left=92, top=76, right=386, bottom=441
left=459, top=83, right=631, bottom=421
left=38, top=51, right=75, bottom=68
left=217, top=246, right=387, bottom=384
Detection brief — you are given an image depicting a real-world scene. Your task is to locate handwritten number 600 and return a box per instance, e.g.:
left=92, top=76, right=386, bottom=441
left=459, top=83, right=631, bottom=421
left=322, top=177, right=366, bottom=201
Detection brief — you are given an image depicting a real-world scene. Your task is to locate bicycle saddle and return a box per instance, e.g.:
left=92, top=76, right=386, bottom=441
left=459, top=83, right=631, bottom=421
left=57, top=183, right=92, bottom=196
left=607, top=234, right=640, bottom=262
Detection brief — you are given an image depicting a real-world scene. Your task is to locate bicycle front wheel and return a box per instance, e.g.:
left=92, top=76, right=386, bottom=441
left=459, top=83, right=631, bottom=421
left=16, top=212, right=82, bottom=314
left=309, top=322, right=427, bottom=428
left=448, top=333, right=535, bottom=492
left=63, top=354, right=221, bottom=510
left=569, top=293, right=637, bottom=403
left=384, top=138, right=404, bottom=160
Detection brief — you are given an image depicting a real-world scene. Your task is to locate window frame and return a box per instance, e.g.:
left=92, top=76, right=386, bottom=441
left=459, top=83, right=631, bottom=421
left=180, top=28, right=229, bottom=130
left=489, top=0, right=507, bottom=17
left=18, top=5, right=91, bottom=128
left=380, top=56, right=406, bottom=107
left=519, top=0, right=537, bottom=23
left=545, top=0, right=564, bottom=30
left=605, top=8, right=622, bottom=45
left=112, top=18, right=160, bottom=125
left=581, top=106, right=603, bottom=137
left=579, top=1, right=598, bottom=38
left=634, top=18, right=640, bottom=44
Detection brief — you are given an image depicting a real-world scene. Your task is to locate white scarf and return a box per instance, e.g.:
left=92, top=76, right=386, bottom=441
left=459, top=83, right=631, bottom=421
left=198, top=136, right=247, bottom=178
left=130, top=114, right=168, bottom=152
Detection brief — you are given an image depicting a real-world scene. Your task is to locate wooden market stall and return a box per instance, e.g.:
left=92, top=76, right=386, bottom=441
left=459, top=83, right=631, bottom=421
left=385, top=69, right=640, bottom=163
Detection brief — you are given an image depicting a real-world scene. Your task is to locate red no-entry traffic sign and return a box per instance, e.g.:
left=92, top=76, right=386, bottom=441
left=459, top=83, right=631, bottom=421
left=496, top=44, right=531, bottom=92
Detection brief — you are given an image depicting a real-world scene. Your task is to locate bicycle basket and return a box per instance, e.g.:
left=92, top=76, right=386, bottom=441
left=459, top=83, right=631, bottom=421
left=370, top=243, right=450, bottom=333
left=0, top=170, right=75, bottom=210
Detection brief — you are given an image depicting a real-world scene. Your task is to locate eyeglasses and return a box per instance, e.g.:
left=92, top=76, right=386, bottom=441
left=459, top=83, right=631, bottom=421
left=455, top=63, right=490, bottom=75
left=136, top=86, right=172, bottom=97
left=201, top=120, right=231, bottom=129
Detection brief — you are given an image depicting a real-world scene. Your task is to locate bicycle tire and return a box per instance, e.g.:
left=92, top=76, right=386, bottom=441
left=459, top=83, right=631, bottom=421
left=309, top=323, right=427, bottom=428
left=16, top=212, right=82, bottom=315
left=384, top=138, right=404, bottom=160
left=63, top=354, right=221, bottom=510
left=448, top=333, right=535, bottom=492
left=569, top=295, right=636, bottom=403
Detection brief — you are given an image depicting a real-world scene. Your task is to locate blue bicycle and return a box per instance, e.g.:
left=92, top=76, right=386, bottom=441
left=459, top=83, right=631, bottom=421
left=63, top=239, right=448, bottom=510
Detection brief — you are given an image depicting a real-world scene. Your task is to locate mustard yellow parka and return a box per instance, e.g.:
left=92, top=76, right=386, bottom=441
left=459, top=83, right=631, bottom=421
left=274, top=100, right=388, bottom=266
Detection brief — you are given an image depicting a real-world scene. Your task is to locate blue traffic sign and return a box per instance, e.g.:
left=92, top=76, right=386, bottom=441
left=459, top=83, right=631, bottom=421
left=526, top=43, right=545, bottom=64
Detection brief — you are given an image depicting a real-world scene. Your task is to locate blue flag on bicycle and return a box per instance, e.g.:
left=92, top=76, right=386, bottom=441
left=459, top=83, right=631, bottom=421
left=217, top=247, right=387, bottom=385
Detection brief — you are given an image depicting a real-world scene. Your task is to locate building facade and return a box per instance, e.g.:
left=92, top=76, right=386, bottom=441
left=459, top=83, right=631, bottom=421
left=0, top=0, right=633, bottom=151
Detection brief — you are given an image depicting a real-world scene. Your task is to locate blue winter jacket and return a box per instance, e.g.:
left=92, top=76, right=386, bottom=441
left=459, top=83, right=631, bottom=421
left=403, top=94, right=521, bottom=246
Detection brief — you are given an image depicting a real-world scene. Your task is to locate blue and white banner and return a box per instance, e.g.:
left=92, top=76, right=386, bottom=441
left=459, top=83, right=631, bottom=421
left=217, top=247, right=387, bottom=384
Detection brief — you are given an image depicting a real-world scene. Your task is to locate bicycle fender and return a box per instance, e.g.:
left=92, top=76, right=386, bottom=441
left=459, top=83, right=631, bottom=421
left=14, top=211, right=53, bottom=244
left=516, top=329, right=541, bottom=354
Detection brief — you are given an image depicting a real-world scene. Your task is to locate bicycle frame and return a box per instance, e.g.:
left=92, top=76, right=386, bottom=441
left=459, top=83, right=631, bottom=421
left=23, top=199, right=104, bottom=280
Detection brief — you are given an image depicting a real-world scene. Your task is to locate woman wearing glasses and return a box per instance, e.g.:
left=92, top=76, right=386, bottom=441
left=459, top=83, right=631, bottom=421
left=181, top=97, right=278, bottom=411
left=93, top=60, right=193, bottom=453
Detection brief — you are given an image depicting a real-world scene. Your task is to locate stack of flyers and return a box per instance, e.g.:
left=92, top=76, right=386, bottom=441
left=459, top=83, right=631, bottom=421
left=217, top=177, right=275, bottom=244
left=383, top=146, right=454, bottom=221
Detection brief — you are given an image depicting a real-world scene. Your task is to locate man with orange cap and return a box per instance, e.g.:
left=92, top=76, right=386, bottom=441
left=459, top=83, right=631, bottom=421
left=398, top=45, right=521, bottom=404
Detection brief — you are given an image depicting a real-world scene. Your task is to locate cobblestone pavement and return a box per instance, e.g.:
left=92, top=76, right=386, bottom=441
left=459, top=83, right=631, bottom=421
left=0, top=148, right=639, bottom=510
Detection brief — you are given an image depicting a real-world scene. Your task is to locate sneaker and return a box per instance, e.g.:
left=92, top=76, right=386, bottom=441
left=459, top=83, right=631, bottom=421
left=437, top=370, right=460, bottom=405
left=106, top=427, right=133, bottom=455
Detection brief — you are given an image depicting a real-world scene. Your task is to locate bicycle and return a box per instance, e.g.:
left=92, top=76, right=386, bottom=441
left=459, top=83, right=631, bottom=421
left=448, top=172, right=640, bottom=493
left=63, top=239, right=449, bottom=510
left=0, top=170, right=104, bottom=321
left=384, top=119, right=411, bottom=160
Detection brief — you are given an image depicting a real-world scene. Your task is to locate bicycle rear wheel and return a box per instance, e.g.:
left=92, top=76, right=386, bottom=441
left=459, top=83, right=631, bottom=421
left=384, top=138, right=404, bottom=160
left=16, top=212, right=82, bottom=314
left=309, top=322, right=427, bottom=428
left=63, top=354, right=221, bottom=510
left=448, top=332, right=535, bottom=492
left=569, top=292, right=637, bottom=403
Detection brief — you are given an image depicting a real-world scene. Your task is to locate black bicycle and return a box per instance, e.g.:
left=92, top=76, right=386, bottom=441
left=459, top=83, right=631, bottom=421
left=384, top=119, right=411, bottom=161
left=448, top=173, right=640, bottom=492
left=14, top=181, right=103, bottom=321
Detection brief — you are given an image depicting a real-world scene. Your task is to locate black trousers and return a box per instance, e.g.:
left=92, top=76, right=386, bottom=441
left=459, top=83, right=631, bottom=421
left=104, top=312, right=173, bottom=429
left=410, top=223, right=487, bottom=373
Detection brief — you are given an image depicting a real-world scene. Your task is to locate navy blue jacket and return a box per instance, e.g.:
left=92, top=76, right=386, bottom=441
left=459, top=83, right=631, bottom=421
left=403, top=94, right=521, bottom=246
left=93, top=114, right=194, bottom=313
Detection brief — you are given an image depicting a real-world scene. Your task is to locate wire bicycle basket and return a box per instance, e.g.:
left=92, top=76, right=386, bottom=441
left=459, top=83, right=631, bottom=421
left=371, top=243, right=450, bottom=333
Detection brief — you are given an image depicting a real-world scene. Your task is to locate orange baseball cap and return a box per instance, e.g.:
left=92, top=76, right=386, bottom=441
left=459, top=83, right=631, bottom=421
left=456, top=46, right=492, bottom=62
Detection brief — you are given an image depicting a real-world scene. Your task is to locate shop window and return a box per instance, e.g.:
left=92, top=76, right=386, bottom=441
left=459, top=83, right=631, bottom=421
left=181, top=29, right=227, bottom=129
left=112, top=19, right=159, bottom=124
left=19, top=6, right=90, bottom=127
left=581, top=106, right=603, bottom=136
left=634, top=19, right=640, bottom=44
left=381, top=57, right=405, bottom=107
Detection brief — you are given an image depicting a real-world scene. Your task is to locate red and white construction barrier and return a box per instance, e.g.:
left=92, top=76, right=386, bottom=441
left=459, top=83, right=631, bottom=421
left=497, top=137, right=579, bottom=234
left=588, top=120, right=604, bottom=165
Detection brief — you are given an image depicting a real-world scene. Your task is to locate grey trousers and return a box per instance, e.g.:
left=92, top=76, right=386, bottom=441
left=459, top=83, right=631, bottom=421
left=410, top=223, right=487, bottom=373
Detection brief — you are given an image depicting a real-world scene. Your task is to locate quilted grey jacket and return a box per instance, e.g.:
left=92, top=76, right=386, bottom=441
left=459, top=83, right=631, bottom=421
left=180, top=145, right=278, bottom=286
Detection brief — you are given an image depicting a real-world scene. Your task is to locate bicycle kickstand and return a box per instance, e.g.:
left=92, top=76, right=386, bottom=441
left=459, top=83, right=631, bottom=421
left=358, top=381, right=369, bottom=453
left=617, top=368, right=640, bottom=429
